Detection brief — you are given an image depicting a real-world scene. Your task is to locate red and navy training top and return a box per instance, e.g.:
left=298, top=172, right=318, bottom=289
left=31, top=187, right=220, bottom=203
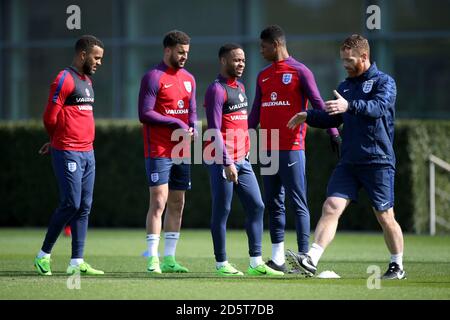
left=204, top=74, right=250, bottom=165
left=43, top=66, right=95, bottom=151
left=138, top=62, right=197, bottom=159
left=248, top=56, right=339, bottom=150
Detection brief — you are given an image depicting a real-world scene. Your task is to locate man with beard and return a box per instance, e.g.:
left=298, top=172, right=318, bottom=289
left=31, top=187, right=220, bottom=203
left=204, top=43, right=283, bottom=276
left=34, top=35, right=105, bottom=276
left=285, top=34, right=406, bottom=280
left=138, top=30, right=197, bottom=274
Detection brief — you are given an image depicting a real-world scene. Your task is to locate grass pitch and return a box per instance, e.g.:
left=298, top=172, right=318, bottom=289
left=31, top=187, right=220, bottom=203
left=0, top=228, right=449, bottom=300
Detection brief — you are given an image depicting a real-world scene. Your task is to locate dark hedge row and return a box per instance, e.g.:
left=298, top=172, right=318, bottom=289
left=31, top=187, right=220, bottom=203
left=1, top=120, right=449, bottom=233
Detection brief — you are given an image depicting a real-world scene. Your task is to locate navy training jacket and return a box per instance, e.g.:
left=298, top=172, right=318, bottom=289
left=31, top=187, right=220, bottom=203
left=306, top=63, right=397, bottom=168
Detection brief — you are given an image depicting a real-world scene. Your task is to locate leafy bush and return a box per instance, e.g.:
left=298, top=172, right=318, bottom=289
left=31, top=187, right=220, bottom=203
left=1, top=120, right=449, bottom=233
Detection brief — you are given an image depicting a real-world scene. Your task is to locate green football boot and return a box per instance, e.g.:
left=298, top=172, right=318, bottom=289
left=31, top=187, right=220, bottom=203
left=247, top=263, right=284, bottom=276
left=147, top=256, right=162, bottom=274
left=34, top=256, right=52, bottom=276
left=66, top=262, right=104, bottom=275
left=160, top=256, right=189, bottom=273
left=216, top=263, right=244, bottom=276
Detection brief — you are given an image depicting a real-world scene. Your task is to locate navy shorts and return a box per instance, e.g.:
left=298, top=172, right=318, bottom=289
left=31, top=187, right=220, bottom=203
left=327, top=163, right=395, bottom=211
left=145, top=157, right=191, bottom=190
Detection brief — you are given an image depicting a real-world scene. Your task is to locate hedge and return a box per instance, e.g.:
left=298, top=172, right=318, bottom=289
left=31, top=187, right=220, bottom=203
left=1, top=120, right=449, bottom=233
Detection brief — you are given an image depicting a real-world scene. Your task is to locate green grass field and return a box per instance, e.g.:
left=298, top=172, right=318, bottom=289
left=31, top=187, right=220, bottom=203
left=0, top=228, right=449, bottom=300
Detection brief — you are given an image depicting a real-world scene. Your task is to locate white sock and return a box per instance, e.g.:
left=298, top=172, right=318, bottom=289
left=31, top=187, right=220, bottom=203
left=37, top=250, right=50, bottom=259
left=307, top=243, right=324, bottom=267
left=146, top=234, right=160, bottom=257
left=70, top=258, right=84, bottom=266
left=216, top=261, right=228, bottom=269
left=164, top=232, right=180, bottom=257
left=250, top=256, right=264, bottom=268
left=390, top=253, right=403, bottom=270
left=272, top=242, right=285, bottom=265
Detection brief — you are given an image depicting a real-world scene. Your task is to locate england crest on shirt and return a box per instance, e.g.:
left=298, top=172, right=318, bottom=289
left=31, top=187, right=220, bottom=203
left=184, top=81, right=192, bottom=93
left=151, top=173, right=159, bottom=183
left=362, top=80, right=374, bottom=93
left=282, top=73, right=292, bottom=84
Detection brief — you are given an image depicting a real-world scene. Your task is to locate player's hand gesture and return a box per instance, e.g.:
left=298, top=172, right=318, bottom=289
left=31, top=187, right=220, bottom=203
left=224, top=164, right=238, bottom=184
left=325, top=90, right=348, bottom=115
left=38, top=142, right=50, bottom=155
left=287, top=112, right=307, bottom=130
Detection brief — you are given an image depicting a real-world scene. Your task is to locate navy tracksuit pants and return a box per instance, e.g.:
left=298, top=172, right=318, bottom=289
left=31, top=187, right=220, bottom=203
left=208, top=159, right=265, bottom=262
left=41, top=148, right=95, bottom=258
left=262, top=150, right=310, bottom=253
